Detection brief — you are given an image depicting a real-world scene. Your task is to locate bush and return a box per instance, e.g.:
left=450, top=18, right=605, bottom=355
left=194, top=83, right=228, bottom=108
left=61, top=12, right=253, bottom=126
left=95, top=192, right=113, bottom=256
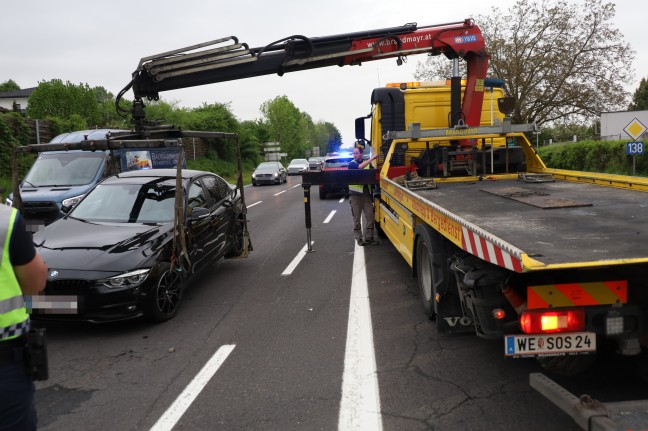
left=0, top=113, right=32, bottom=178
left=186, top=153, right=255, bottom=185
left=537, top=139, right=648, bottom=176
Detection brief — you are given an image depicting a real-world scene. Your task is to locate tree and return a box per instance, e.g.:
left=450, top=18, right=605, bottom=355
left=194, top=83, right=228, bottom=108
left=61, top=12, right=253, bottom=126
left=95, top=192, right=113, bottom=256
left=184, top=102, right=239, bottom=161
left=414, top=0, right=634, bottom=126
left=629, top=77, right=648, bottom=111
left=0, top=80, right=20, bottom=93
left=312, top=122, right=341, bottom=155
left=239, top=120, right=268, bottom=164
left=26, top=79, right=100, bottom=127
left=260, top=96, right=308, bottom=159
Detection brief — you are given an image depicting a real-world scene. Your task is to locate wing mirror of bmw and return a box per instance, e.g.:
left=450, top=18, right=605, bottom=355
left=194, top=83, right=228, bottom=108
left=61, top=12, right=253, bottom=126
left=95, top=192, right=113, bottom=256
left=190, top=207, right=210, bottom=221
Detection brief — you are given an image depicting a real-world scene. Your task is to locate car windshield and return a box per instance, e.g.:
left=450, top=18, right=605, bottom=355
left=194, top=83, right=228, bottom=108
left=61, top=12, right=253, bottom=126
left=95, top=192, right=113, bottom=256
left=23, top=152, right=105, bottom=187
left=289, top=159, right=308, bottom=165
left=70, top=182, right=176, bottom=223
left=256, top=162, right=279, bottom=169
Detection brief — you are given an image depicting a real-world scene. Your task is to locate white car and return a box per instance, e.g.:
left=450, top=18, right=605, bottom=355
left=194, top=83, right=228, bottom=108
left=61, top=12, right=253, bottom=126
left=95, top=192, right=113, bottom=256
left=287, top=158, right=309, bottom=175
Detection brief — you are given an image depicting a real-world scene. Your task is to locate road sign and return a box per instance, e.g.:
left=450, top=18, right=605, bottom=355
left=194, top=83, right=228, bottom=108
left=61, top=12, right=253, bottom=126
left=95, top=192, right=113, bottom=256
left=626, top=141, right=645, bottom=155
left=624, top=118, right=647, bottom=141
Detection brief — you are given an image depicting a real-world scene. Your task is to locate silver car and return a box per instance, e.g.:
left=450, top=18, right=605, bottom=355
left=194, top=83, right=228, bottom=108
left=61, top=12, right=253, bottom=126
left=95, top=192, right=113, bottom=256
left=308, top=156, right=325, bottom=171
left=251, top=161, right=287, bottom=185
left=287, top=158, right=309, bottom=175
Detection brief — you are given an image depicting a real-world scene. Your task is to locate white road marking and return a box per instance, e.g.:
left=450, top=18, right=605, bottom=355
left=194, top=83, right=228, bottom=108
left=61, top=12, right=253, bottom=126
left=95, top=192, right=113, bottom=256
left=281, top=242, right=313, bottom=275
left=323, top=210, right=337, bottom=224
left=247, top=201, right=262, bottom=208
left=274, top=190, right=287, bottom=196
left=338, top=196, right=346, bottom=203
left=291, top=184, right=301, bottom=189
left=150, top=344, right=236, bottom=431
left=338, top=241, right=382, bottom=431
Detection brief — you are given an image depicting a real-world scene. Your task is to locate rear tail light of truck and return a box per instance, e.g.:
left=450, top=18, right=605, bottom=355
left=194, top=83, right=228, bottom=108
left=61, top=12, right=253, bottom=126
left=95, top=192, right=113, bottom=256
left=519, top=309, right=585, bottom=334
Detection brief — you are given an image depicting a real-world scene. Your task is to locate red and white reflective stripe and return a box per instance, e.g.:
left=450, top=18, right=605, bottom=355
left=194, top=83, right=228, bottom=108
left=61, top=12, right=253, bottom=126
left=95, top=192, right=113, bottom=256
left=461, top=227, right=523, bottom=272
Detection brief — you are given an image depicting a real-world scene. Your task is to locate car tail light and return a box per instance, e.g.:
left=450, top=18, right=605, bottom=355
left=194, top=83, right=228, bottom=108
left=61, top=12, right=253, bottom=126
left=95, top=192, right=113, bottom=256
left=519, top=309, right=585, bottom=334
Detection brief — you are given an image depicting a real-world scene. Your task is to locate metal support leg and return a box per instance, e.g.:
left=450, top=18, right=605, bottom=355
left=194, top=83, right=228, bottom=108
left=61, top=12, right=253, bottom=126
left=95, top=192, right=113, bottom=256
left=303, top=183, right=314, bottom=252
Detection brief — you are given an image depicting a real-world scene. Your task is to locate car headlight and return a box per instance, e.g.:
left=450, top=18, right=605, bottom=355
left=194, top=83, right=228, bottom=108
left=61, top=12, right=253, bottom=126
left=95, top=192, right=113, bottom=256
left=99, top=268, right=151, bottom=289
left=273, top=172, right=279, bottom=177
left=62, top=194, right=85, bottom=208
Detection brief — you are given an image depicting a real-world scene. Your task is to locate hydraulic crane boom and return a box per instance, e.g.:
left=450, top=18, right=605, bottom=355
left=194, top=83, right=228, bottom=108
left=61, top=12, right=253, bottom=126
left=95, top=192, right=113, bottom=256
left=119, top=18, right=488, bottom=129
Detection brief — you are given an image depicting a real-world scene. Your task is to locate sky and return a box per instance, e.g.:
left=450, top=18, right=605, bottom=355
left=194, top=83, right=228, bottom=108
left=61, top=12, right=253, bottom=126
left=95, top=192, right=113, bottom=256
left=1, top=0, right=645, bottom=146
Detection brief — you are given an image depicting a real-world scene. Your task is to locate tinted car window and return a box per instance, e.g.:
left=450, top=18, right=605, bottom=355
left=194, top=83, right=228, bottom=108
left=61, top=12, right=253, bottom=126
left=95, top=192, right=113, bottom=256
left=203, top=175, right=230, bottom=203
left=188, top=182, right=207, bottom=209
left=70, top=183, right=175, bottom=223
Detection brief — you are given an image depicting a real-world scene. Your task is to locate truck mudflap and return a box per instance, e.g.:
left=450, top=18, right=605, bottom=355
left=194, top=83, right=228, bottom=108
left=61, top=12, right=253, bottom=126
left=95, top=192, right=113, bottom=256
left=530, top=372, right=648, bottom=430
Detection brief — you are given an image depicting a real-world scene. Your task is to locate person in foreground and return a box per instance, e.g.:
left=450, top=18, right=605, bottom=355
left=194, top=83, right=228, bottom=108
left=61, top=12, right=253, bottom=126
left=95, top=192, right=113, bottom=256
left=0, top=205, right=47, bottom=431
left=348, top=145, right=379, bottom=246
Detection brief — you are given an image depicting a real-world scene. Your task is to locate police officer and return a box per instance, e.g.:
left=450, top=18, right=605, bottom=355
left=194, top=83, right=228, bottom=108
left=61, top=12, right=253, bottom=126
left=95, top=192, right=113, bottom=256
left=348, top=145, right=379, bottom=246
left=0, top=205, right=47, bottom=431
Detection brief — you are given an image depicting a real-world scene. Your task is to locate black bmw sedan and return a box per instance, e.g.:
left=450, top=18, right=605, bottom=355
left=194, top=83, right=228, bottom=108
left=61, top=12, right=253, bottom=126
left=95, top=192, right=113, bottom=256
left=31, top=169, right=250, bottom=323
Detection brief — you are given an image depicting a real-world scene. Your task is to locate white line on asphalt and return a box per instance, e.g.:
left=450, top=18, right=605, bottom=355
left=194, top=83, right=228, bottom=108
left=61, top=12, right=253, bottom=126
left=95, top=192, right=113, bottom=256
left=149, top=344, right=236, bottom=431
left=338, top=196, right=346, bottom=203
left=291, top=184, right=301, bottom=189
left=247, top=201, right=262, bottom=208
left=274, top=190, right=287, bottom=196
left=323, top=210, right=336, bottom=224
left=281, top=242, right=313, bottom=275
left=338, top=241, right=382, bottom=431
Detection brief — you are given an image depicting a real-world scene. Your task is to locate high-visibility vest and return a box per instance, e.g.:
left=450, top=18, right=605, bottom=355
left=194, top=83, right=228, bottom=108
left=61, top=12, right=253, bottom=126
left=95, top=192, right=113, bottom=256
left=348, top=160, right=370, bottom=194
left=0, top=206, right=30, bottom=341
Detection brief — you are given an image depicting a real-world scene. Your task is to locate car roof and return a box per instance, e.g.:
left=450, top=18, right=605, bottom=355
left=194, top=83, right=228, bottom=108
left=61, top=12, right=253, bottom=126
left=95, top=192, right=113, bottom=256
left=105, top=169, right=213, bottom=184
left=49, top=129, right=130, bottom=144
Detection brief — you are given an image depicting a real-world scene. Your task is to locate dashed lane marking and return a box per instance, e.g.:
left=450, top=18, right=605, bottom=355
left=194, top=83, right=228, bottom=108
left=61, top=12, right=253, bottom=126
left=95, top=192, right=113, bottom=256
left=150, top=344, right=236, bottom=431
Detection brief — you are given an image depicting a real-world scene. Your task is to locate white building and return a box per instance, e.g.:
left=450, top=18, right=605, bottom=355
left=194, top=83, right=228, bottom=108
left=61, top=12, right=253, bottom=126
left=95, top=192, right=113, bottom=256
left=0, top=88, right=35, bottom=113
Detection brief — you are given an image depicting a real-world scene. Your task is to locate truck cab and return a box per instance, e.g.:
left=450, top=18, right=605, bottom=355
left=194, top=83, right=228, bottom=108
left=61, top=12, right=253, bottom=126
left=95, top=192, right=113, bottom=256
left=7, top=129, right=183, bottom=231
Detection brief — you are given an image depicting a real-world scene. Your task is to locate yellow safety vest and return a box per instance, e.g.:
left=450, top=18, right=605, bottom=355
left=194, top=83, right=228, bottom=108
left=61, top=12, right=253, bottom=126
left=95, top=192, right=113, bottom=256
left=348, top=160, right=370, bottom=194
left=0, top=206, right=30, bottom=341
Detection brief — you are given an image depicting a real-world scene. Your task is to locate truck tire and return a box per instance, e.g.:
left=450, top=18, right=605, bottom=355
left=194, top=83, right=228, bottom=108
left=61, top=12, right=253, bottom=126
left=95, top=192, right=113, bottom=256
left=416, top=237, right=436, bottom=319
left=537, top=354, right=596, bottom=376
left=415, top=225, right=467, bottom=333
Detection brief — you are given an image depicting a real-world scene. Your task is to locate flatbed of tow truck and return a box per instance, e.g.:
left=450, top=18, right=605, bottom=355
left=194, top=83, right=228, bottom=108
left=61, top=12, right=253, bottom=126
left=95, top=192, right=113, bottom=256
left=388, top=174, right=648, bottom=269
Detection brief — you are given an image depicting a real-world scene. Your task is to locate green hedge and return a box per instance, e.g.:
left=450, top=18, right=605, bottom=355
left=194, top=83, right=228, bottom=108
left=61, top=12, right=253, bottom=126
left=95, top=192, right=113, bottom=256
left=537, top=139, right=648, bottom=176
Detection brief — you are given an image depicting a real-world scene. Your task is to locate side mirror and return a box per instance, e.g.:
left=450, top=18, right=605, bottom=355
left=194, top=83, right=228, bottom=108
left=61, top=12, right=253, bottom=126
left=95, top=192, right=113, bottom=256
left=498, top=97, right=516, bottom=116
left=190, top=207, right=210, bottom=221
left=355, top=117, right=366, bottom=141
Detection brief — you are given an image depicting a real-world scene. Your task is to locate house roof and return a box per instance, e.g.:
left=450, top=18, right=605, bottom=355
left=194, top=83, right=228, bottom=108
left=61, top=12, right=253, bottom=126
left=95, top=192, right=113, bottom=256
left=0, top=87, right=36, bottom=99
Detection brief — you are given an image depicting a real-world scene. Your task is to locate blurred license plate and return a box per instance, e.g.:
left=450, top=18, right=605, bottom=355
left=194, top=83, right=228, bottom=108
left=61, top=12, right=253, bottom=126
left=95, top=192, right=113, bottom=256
left=26, top=222, right=45, bottom=233
left=505, top=332, right=596, bottom=357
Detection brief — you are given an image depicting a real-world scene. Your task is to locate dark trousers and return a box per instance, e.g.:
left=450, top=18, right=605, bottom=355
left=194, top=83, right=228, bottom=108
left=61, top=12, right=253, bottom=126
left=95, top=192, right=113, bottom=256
left=0, top=346, right=36, bottom=431
left=349, top=192, right=375, bottom=240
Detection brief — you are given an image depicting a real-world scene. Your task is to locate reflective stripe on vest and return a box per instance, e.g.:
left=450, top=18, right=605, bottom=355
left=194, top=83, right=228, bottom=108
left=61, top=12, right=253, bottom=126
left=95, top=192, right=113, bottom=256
left=348, top=160, right=369, bottom=194
left=0, top=205, right=29, bottom=341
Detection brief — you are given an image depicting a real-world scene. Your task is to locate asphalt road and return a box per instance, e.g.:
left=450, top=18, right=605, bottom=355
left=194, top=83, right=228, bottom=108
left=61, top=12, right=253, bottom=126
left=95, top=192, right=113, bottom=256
left=33, top=174, right=648, bottom=431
